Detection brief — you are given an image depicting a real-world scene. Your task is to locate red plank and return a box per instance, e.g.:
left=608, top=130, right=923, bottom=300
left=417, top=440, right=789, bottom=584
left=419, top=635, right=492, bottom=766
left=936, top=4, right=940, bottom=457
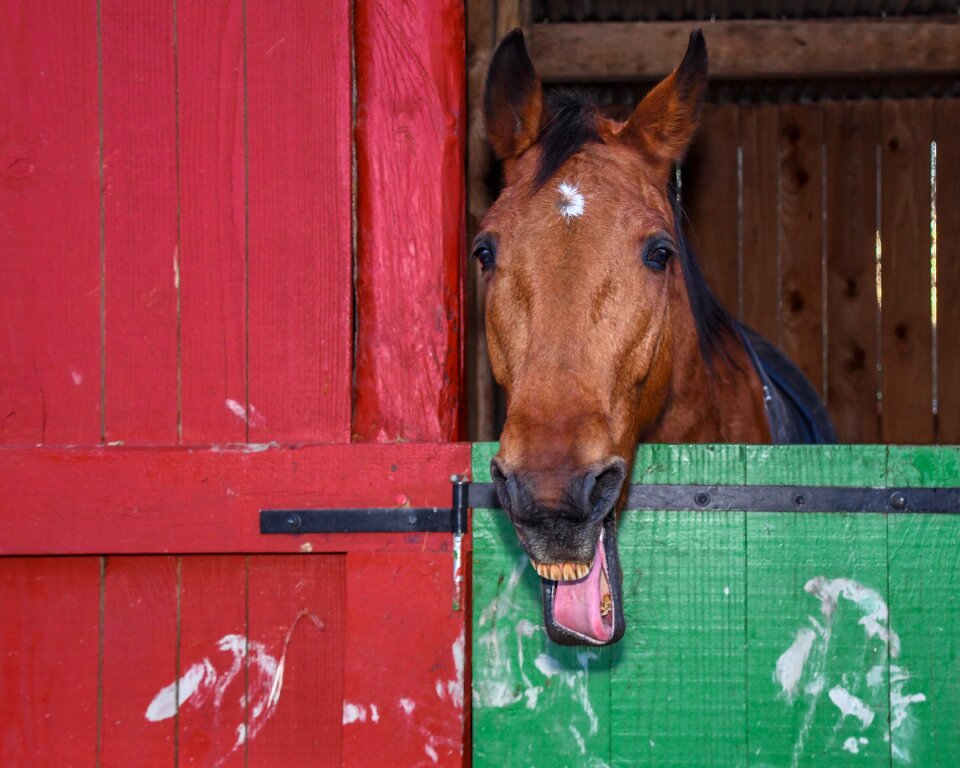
left=175, top=556, right=247, bottom=767
left=825, top=100, right=881, bottom=443
left=740, top=104, right=780, bottom=343
left=778, top=105, right=824, bottom=395
left=880, top=99, right=934, bottom=443
left=0, top=0, right=101, bottom=444
left=246, top=0, right=352, bottom=442
left=343, top=553, right=465, bottom=767
left=100, top=556, right=178, bottom=767
left=101, top=0, right=179, bottom=443
left=0, top=557, right=100, bottom=767
left=177, top=0, right=246, bottom=443
left=354, top=0, right=466, bottom=442
left=246, top=555, right=345, bottom=766
left=0, top=442, right=472, bottom=555
left=934, top=99, right=960, bottom=443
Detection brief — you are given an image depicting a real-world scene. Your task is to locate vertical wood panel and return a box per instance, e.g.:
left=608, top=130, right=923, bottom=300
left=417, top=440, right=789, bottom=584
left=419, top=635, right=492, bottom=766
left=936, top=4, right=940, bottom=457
left=0, top=557, right=100, bottom=767
left=100, top=556, right=178, bottom=766
left=741, top=104, right=781, bottom=342
left=825, top=100, right=881, bottom=443
left=0, top=0, right=101, bottom=444
left=176, top=556, right=247, bottom=767
left=934, top=99, right=960, bottom=444
left=354, top=0, right=465, bottom=442
left=887, top=447, right=960, bottom=768
left=246, top=0, right=352, bottom=443
left=880, top=99, right=934, bottom=444
left=745, top=446, right=890, bottom=767
left=102, top=0, right=179, bottom=443
left=683, top=104, right=741, bottom=314
left=246, top=555, right=345, bottom=766
left=177, top=0, right=246, bottom=444
left=343, top=553, right=465, bottom=767
left=779, top=105, right=825, bottom=395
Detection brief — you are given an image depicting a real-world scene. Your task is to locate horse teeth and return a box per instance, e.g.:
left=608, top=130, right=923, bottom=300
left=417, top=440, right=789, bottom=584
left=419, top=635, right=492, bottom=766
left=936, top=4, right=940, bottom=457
left=574, top=563, right=590, bottom=579
left=561, top=563, right=575, bottom=581
left=600, top=593, right=612, bottom=616
left=531, top=560, right=591, bottom=581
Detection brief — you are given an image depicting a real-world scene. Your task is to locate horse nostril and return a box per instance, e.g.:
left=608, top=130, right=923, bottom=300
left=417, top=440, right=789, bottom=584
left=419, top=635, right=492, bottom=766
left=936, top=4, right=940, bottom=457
left=490, top=457, right=516, bottom=512
left=582, top=457, right=628, bottom=519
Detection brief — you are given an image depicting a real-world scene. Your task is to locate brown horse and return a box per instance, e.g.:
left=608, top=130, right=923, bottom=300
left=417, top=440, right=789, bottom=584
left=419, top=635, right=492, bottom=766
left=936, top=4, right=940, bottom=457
left=478, top=29, right=834, bottom=646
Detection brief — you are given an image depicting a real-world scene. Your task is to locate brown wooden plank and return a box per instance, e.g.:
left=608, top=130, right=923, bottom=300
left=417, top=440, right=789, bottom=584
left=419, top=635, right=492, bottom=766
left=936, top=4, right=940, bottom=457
left=934, top=99, right=960, bottom=443
left=741, top=103, right=781, bottom=343
left=0, top=557, right=100, bottom=767
left=527, top=18, right=960, bottom=82
left=682, top=104, right=741, bottom=315
left=825, top=99, right=881, bottom=443
left=880, top=99, right=934, bottom=443
left=778, top=104, right=824, bottom=395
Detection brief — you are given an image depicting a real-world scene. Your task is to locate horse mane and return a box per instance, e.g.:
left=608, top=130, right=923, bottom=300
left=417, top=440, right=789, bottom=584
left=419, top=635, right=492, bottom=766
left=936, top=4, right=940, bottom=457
left=669, top=182, right=739, bottom=367
left=532, top=89, right=738, bottom=367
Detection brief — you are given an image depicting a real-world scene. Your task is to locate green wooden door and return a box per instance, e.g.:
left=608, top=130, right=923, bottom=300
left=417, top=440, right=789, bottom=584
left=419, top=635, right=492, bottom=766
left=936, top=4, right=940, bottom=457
left=472, top=444, right=960, bottom=767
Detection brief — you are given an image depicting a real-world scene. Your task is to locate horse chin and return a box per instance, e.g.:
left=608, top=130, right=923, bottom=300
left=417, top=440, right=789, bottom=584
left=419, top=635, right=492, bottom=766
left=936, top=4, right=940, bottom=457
left=539, top=514, right=626, bottom=646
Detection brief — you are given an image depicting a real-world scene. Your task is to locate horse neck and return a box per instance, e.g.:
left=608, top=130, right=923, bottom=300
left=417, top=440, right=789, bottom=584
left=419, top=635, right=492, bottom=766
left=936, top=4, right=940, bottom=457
left=641, top=286, right=772, bottom=444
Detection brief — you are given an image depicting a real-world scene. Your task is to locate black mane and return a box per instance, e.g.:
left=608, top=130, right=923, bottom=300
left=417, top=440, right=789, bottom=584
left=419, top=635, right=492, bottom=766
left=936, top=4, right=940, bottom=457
left=535, top=89, right=601, bottom=188
left=531, top=90, right=737, bottom=366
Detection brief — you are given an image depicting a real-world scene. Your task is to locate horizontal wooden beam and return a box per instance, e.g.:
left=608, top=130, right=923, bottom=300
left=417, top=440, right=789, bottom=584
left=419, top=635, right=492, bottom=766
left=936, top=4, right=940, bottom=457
left=528, top=17, right=960, bottom=81
left=0, top=443, right=471, bottom=555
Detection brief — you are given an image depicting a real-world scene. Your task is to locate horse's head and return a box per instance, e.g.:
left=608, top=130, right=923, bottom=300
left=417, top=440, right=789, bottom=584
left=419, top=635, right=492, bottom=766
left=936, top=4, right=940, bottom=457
left=478, top=29, right=708, bottom=645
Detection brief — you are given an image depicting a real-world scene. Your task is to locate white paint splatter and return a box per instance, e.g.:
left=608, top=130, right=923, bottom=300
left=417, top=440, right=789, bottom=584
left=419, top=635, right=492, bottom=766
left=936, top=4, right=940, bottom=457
left=424, top=741, right=439, bottom=763
left=829, top=685, right=875, bottom=728
left=145, top=660, right=215, bottom=721
left=370, top=704, right=379, bottom=723
left=224, top=399, right=265, bottom=426
left=398, top=697, right=416, bottom=715
left=569, top=724, right=586, bottom=754
left=173, top=246, right=180, bottom=289
left=69, top=368, right=83, bottom=386
left=842, top=736, right=861, bottom=754
left=225, top=399, right=246, bottom=419
left=806, top=577, right=901, bottom=657
left=535, top=654, right=562, bottom=677
left=557, top=181, right=585, bottom=219
left=343, top=702, right=367, bottom=724
left=723, top=585, right=731, bottom=596
left=775, top=628, right=816, bottom=701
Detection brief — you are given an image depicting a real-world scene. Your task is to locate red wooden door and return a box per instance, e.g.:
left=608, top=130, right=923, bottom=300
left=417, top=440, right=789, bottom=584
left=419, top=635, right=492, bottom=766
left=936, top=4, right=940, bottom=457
left=0, top=1, right=466, bottom=766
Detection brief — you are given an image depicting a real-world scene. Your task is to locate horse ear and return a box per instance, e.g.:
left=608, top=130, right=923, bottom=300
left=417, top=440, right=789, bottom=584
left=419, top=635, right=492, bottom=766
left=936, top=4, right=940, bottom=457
left=619, top=30, right=708, bottom=166
left=484, top=28, right=544, bottom=160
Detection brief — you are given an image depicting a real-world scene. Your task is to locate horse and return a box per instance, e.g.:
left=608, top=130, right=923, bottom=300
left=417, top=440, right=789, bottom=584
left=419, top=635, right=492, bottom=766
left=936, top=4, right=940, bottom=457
left=477, top=28, right=835, bottom=646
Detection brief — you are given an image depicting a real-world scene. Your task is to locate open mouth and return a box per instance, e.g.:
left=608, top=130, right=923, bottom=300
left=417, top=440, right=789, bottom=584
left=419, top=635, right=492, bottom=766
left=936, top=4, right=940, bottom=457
left=533, top=520, right=625, bottom=646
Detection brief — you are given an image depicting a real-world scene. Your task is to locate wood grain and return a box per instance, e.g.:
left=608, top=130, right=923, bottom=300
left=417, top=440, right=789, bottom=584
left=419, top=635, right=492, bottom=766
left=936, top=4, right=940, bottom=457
left=246, top=555, right=345, bottom=766
left=741, top=104, right=781, bottom=343
left=246, top=0, right=352, bottom=442
left=101, top=0, right=179, bottom=443
left=0, top=557, right=100, bottom=767
left=528, top=18, right=960, bottom=82
left=343, top=553, right=466, bottom=767
left=778, top=105, right=825, bottom=395
left=99, top=556, right=178, bottom=766
left=825, top=100, right=881, bottom=443
left=0, top=0, right=102, bottom=444
left=934, top=99, right=960, bottom=443
left=354, top=0, right=465, bottom=442
left=0, top=442, right=471, bottom=555
left=683, top=104, right=741, bottom=315
left=177, top=0, right=246, bottom=443
left=880, top=99, right=934, bottom=444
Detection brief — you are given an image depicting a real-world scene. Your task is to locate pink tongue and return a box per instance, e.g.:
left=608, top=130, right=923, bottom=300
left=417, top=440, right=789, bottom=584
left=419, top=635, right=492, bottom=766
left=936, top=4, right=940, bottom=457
left=552, top=533, right=614, bottom=643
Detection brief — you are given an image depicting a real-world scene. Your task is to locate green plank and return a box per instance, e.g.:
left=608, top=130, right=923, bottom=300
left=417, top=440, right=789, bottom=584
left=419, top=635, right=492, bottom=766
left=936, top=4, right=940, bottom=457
left=472, top=442, right=614, bottom=767
left=612, top=444, right=747, bottom=767
left=886, top=446, right=960, bottom=767
left=744, top=445, right=890, bottom=768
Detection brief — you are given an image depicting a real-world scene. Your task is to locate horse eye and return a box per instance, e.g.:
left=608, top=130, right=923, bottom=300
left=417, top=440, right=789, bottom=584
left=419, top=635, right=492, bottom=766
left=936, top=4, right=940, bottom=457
left=472, top=241, right=497, bottom=272
left=643, top=242, right=674, bottom=271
